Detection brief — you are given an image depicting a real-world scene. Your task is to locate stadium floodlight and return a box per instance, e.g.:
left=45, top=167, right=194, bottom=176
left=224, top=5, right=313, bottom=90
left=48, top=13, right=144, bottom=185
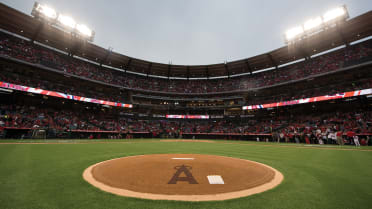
left=31, top=1, right=95, bottom=42
left=58, top=14, right=76, bottom=29
left=323, top=6, right=347, bottom=23
left=76, top=24, right=92, bottom=37
left=285, top=26, right=304, bottom=41
left=33, top=3, right=57, bottom=19
left=304, top=17, right=322, bottom=31
left=283, top=5, right=348, bottom=44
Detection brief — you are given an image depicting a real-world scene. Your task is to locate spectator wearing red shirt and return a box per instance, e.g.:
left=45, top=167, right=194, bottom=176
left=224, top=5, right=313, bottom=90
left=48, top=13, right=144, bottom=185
left=336, top=131, right=344, bottom=145
left=346, top=130, right=355, bottom=145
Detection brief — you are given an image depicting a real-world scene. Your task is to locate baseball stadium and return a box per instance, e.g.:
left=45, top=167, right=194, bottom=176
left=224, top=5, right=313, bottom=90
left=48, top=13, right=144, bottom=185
left=0, top=1, right=372, bottom=209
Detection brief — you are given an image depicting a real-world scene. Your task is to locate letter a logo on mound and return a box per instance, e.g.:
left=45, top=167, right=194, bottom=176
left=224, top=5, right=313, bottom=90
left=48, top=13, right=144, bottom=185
left=168, top=165, right=198, bottom=184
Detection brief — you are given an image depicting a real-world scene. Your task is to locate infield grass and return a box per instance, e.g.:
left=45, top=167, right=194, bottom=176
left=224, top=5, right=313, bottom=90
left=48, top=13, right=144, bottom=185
left=0, top=139, right=371, bottom=209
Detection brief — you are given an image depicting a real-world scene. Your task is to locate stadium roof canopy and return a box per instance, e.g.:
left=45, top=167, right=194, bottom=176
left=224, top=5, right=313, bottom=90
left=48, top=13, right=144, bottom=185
left=0, top=3, right=371, bottom=79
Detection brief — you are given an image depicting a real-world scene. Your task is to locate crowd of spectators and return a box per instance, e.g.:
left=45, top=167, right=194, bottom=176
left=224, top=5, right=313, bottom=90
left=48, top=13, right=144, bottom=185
left=275, top=111, right=372, bottom=145
left=0, top=65, right=129, bottom=104
left=247, top=43, right=372, bottom=89
left=247, top=78, right=372, bottom=105
left=1, top=59, right=371, bottom=108
left=0, top=104, right=272, bottom=134
left=1, top=104, right=371, bottom=145
left=1, top=61, right=371, bottom=108
left=1, top=32, right=371, bottom=145
left=1, top=32, right=371, bottom=94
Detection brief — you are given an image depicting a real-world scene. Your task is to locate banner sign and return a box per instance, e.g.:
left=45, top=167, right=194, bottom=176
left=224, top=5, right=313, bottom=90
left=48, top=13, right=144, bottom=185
left=243, top=88, right=372, bottom=110
left=166, top=115, right=210, bottom=119
left=0, top=81, right=133, bottom=108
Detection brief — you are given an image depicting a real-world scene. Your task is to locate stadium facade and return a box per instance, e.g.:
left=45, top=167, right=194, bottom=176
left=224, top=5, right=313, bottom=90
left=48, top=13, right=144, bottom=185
left=0, top=3, right=371, bottom=144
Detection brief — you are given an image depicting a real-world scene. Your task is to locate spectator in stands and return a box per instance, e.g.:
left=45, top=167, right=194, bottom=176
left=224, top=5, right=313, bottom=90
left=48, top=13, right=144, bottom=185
left=1, top=32, right=371, bottom=94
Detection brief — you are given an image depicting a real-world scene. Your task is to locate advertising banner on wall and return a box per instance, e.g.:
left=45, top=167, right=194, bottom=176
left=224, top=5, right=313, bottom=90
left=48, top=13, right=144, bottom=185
left=0, top=81, right=133, bottom=108
left=242, top=88, right=372, bottom=110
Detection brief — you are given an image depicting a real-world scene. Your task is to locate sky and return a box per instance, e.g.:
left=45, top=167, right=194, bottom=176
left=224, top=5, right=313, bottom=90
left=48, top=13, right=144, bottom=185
left=0, top=0, right=371, bottom=65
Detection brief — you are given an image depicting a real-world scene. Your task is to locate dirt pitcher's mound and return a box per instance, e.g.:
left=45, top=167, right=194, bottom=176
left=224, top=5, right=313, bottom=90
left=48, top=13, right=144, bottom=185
left=83, top=154, right=283, bottom=201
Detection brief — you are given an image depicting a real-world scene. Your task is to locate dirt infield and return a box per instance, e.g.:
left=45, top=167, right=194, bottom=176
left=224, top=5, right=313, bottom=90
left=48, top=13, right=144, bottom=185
left=83, top=154, right=283, bottom=201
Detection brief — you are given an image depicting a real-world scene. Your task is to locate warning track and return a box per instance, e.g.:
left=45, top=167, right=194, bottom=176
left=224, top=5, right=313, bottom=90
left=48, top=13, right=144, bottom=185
left=1, top=139, right=371, bottom=152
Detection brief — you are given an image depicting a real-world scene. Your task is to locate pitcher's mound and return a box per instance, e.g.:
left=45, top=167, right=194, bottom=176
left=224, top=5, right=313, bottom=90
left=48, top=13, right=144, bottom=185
left=83, top=154, right=283, bottom=201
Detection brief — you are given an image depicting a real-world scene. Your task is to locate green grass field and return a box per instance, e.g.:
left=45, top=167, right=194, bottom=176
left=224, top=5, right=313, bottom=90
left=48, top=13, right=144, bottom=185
left=0, top=139, right=371, bottom=209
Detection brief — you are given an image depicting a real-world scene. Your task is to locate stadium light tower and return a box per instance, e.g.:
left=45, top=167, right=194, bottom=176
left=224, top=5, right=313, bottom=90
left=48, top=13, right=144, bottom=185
left=32, top=3, right=57, bottom=19
left=76, top=24, right=93, bottom=37
left=57, top=14, right=76, bottom=29
left=323, top=7, right=347, bottom=23
left=284, top=5, right=349, bottom=44
left=303, top=17, right=322, bottom=31
left=31, top=2, right=95, bottom=42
